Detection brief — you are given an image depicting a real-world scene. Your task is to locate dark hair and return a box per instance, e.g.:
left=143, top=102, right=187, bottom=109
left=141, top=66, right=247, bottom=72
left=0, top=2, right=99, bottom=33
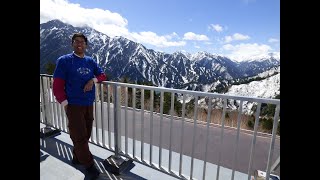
left=71, top=33, right=88, bottom=45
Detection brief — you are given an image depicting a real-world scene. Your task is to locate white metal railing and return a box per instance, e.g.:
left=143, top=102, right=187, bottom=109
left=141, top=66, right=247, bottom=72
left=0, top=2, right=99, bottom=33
left=40, top=74, right=280, bottom=180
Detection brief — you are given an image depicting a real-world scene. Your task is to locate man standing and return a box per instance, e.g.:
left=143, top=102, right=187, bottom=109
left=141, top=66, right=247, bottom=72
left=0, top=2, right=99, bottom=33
left=53, top=33, right=106, bottom=179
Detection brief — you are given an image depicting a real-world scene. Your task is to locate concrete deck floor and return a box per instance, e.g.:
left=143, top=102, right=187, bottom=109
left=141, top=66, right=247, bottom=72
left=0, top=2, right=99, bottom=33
left=40, top=123, right=250, bottom=180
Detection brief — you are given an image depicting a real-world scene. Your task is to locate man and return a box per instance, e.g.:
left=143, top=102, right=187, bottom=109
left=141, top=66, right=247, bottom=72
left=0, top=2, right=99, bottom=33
left=53, top=33, right=106, bottom=179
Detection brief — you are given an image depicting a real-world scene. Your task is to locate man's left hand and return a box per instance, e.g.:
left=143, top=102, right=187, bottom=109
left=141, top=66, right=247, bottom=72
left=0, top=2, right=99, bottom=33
left=83, top=79, right=94, bottom=92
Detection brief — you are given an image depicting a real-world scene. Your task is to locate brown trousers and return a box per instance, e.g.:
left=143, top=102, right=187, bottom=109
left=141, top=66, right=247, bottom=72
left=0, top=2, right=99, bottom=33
left=66, top=104, right=94, bottom=168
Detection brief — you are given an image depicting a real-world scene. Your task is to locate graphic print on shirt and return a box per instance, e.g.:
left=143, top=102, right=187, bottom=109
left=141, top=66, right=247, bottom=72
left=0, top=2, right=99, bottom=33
left=77, top=67, right=91, bottom=75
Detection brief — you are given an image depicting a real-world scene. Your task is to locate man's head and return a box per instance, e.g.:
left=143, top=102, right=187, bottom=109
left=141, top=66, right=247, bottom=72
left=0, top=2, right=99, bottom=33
left=71, top=33, right=88, bottom=56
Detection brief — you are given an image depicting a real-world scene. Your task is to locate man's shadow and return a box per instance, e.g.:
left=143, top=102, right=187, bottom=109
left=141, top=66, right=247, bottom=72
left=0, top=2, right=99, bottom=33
left=40, top=136, right=145, bottom=180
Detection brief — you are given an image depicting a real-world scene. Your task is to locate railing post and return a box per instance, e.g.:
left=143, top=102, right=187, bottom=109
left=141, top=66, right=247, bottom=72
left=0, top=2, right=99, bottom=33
left=103, top=84, right=133, bottom=175
left=114, top=84, right=121, bottom=156
left=40, top=75, right=60, bottom=138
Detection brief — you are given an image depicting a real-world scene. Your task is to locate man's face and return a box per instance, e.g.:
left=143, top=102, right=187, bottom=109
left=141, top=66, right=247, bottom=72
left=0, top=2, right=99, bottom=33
left=72, top=37, right=87, bottom=54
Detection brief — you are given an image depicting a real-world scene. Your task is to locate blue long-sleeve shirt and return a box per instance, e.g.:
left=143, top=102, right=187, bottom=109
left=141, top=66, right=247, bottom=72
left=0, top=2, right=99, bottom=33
left=53, top=53, right=106, bottom=106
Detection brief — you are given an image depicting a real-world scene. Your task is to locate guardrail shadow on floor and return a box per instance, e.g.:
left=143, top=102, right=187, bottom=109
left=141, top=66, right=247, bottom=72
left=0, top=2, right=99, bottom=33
left=40, top=136, right=145, bottom=180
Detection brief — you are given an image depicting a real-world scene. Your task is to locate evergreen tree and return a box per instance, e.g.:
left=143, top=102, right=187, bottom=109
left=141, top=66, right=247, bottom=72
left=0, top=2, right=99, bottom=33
left=163, top=92, right=171, bottom=114
left=225, top=112, right=230, bottom=118
left=45, top=62, right=56, bottom=75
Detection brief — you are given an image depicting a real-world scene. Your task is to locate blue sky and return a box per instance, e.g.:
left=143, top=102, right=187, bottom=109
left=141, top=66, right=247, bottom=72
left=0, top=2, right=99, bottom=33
left=40, top=0, right=280, bottom=62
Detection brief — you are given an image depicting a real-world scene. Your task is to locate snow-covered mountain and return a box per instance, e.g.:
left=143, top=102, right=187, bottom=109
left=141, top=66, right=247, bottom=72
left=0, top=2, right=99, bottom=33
left=40, top=19, right=280, bottom=92
left=193, top=67, right=280, bottom=114
left=226, top=73, right=280, bottom=99
left=245, top=65, right=279, bottom=81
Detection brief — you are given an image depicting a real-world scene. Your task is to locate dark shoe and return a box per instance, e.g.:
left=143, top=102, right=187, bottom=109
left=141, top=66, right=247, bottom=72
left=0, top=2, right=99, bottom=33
left=86, top=164, right=100, bottom=179
left=71, top=157, right=80, bottom=165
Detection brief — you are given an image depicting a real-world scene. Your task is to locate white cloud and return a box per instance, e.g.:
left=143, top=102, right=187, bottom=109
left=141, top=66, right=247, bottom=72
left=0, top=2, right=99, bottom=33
left=131, top=31, right=186, bottom=48
left=164, top=32, right=179, bottom=40
left=224, top=33, right=250, bottom=43
left=222, top=44, right=234, bottom=51
left=40, top=0, right=129, bottom=37
left=183, top=32, right=210, bottom=41
left=269, top=52, right=280, bottom=60
left=233, top=33, right=250, bottom=40
left=209, top=24, right=223, bottom=32
left=195, top=45, right=201, bottom=49
left=225, top=36, right=233, bottom=43
left=222, top=43, right=274, bottom=61
left=268, top=38, right=279, bottom=43
left=40, top=0, right=186, bottom=48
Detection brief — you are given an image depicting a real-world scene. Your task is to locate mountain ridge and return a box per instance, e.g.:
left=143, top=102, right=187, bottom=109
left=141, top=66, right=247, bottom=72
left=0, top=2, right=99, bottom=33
left=40, top=19, right=280, bottom=93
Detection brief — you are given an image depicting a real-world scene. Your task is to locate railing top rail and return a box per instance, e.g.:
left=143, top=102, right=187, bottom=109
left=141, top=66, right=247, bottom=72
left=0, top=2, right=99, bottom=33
left=40, top=74, right=54, bottom=78
left=40, top=74, right=280, bottom=105
left=104, top=81, right=279, bottom=105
